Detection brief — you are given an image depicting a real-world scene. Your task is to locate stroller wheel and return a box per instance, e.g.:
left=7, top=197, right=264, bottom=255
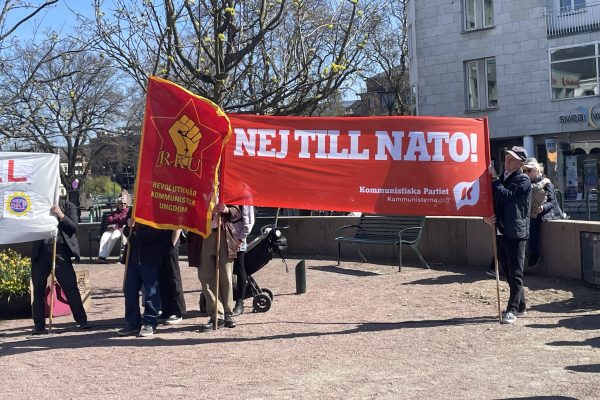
left=252, top=293, right=272, bottom=313
left=262, top=288, right=274, bottom=301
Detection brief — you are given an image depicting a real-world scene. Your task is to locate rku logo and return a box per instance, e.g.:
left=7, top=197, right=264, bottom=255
left=156, top=115, right=203, bottom=172
left=453, top=179, right=479, bottom=210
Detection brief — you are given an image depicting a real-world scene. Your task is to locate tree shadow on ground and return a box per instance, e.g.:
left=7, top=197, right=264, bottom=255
left=408, top=264, right=489, bottom=286
left=0, top=315, right=494, bottom=357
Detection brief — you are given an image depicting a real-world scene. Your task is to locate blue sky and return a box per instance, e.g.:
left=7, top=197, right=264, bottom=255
left=8, top=1, right=95, bottom=39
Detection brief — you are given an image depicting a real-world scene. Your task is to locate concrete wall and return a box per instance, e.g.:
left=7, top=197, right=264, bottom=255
left=3, top=217, right=600, bottom=281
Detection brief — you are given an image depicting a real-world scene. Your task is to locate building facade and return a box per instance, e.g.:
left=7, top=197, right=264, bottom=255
left=408, top=0, right=600, bottom=214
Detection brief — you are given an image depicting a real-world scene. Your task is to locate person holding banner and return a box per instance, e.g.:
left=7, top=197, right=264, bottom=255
left=118, top=213, right=171, bottom=337
left=31, top=199, right=90, bottom=335
left=188, top=203, right=241, bottom=332
left=485, top=146, right=531, bottom=324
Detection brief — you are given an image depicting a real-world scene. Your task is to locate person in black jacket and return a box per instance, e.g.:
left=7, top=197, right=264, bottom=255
left=117, top=211, right=171, bottom=337
left=485, top=146, right=531, bottom=324
left=30, top=198, right=90, bottom=335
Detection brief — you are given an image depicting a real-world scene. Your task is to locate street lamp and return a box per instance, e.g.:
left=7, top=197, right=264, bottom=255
left=379, top=91, right=397, bottom=116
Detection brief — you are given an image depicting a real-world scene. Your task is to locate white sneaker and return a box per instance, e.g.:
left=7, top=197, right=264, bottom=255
left=502, top=311, right=518, bottom=324
left=138, top=324, right=155, bottom=337
left=165, top=315, right=182, bottom=325
left=502, top=309, right=527, bottom=317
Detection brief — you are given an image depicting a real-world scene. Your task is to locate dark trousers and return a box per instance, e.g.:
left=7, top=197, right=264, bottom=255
left=234, top=251, right=247, bottom=301
left=159, top=245, right=186, bottom=317
left=497, top=236, right=527, bottom=313
left=124, top=261, right=160, bottom=329
left=31, top=243, right=87, bottom=329
left=528, top=218, right=541, bottom=261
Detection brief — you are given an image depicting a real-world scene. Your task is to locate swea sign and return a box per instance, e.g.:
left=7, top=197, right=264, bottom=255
left=559, top=105, right=600, bottom=128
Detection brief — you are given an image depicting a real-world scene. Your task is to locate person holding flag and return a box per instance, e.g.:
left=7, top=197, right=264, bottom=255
left=31, top=198, right=91, bottom=335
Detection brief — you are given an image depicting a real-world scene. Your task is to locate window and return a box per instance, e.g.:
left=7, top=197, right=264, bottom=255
left=550, top=43, right=599, bottom=100
left=464, top=57, right=497, bottom=111
left=559, top=0, right=586, bottom=12
left=464, top=0, right=494, bottom=31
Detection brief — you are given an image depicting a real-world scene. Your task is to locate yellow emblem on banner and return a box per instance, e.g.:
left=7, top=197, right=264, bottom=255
left=4, top=191, right=32, bottom=218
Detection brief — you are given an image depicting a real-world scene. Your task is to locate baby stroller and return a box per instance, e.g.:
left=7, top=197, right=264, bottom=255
left=199, top=224, right=287, bottom=313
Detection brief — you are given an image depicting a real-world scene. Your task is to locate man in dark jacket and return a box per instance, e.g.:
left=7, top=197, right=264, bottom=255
left=485, top=146, right=531, bottom=324
left=117, top=210, right=171, bottom=337
left=31, top=198, right=90, bottom=335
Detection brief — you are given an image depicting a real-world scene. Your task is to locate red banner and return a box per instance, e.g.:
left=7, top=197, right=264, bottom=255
left=133, top=76, right=231, bottom=236
left=221, top=115, right=492, bottom=216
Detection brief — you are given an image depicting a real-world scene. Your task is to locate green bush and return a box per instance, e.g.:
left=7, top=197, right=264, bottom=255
left=0, top=249, right=31, bottom=298
left=84, top=175, right=122, bottom=197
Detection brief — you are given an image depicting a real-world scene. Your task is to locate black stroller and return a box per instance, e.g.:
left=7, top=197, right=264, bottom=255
left=199, top=222, right=287, bottom=313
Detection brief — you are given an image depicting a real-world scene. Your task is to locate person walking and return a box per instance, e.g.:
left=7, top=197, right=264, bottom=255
left=485, top=146, right=531, bottom=324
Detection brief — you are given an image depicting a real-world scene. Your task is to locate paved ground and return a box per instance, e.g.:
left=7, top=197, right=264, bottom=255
left=0, top=258, right=599, bottom=399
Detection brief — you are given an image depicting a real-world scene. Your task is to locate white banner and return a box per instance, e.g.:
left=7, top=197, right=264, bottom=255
left=0, top=152, right=60, bottom=244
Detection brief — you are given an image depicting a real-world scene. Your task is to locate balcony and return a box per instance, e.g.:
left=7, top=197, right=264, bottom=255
left=545, top=2, right=600, bottom=38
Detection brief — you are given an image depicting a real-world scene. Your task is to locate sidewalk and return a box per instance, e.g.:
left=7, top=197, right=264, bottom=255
left=1, top=259, right=599, bottom=399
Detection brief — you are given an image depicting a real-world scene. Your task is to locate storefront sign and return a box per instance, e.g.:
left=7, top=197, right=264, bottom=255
left=559, top=105, right=600, bottom=128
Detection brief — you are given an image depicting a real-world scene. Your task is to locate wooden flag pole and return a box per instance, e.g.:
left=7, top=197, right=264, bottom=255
left=491, top=226, right=502, bottom=323
left=48, top=236, right=57, bottom=332
left=213, top=216, right=222, bottom=330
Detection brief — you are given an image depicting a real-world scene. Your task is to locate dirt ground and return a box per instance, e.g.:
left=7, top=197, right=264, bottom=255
left=0, top=257, right=599, bottom=399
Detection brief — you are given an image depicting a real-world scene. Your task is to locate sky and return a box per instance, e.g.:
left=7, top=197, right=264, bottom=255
left=7, top=1, right=95, bottom=40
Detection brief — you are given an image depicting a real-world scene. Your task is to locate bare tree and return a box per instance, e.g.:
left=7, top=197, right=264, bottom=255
left=0, top=39, right=130, bottom=188
left=0, top=0, right=60, bottom=116
left=360, top=0, right=411, bottom=116
left=86, top=0, right=384, bottom=116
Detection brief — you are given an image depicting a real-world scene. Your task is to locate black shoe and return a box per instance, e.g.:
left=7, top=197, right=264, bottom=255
left=96, top=257, right=108, bottom=264
left=78, top=321, right=92, bottom=330
left=224, top=314, right=236, bottom=328
left=232, top=301, right=244, bottom=316
left=117, top=326, right=140, bottom=336
left=199, top=318, right=224, bottom=332
left=31, top=327, right=49, bottom=335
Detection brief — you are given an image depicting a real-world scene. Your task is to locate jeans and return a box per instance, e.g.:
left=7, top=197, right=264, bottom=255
left=124, top=261, right=160, bottom=329
left=234, top=251, right=248, bottom=301
left=497, top=236, right=527, bottom=313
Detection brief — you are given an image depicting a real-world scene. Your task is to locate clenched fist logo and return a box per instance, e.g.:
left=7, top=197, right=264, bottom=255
left=168, top=115, right=202, bottom=167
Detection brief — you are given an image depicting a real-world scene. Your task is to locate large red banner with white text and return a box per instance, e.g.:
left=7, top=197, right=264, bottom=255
left=221, top=115, right=492, bottom=216
left=134, top=76, right=231, bottom=236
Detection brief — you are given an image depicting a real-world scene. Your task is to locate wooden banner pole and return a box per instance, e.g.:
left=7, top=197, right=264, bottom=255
left=48, top=237, right=57, bottom=332
left=491, top=226, right=502, bottom=323
left=213, top=216, right=222, bottom=330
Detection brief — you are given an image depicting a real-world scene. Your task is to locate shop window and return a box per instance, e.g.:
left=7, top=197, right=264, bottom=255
left=550, top=43, right=599, bottom=100
left=465, top=57, right=497, bottom=111
left=464, top=0, right=494, bottom=31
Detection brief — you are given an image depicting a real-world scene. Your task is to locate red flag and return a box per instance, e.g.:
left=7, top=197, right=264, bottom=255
left=221, top=114, right=492, bottom=217
left=133, top=76, right=231, bottom=236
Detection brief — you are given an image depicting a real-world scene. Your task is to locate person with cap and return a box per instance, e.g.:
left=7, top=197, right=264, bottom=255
left=484, top=146, right=531, bottom=324
left=97, top=197, right=129, bottom=263
left=523, top=158, right=564, bottom=268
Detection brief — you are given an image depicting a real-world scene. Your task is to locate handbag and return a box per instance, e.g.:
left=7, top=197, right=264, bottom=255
left=44, top=281, right=72, bottom=317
